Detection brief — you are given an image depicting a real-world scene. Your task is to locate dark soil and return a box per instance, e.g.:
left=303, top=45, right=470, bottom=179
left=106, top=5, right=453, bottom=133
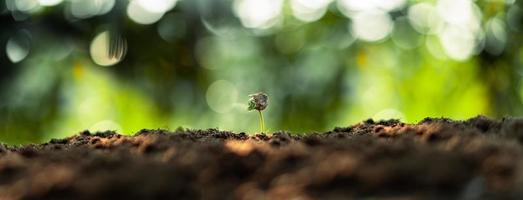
left=2, top=116, right=523, bottom=199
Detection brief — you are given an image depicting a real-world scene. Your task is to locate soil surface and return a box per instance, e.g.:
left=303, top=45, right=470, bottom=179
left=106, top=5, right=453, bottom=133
left=2, top=116, right=523, bottom=199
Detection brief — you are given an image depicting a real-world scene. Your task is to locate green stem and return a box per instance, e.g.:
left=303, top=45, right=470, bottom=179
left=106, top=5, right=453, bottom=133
left=258, top=110, right=265, bottom=133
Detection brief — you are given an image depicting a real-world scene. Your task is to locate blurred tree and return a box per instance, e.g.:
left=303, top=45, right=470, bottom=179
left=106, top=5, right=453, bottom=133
left=0, top=0, right=521, bottom=144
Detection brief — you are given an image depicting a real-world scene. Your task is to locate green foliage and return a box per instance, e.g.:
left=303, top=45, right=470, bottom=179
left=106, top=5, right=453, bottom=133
left=0, top=0, right=521, bottom=144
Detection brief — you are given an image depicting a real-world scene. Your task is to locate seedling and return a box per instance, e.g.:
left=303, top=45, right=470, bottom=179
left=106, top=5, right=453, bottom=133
left=248, top=92, right=268, bottom=133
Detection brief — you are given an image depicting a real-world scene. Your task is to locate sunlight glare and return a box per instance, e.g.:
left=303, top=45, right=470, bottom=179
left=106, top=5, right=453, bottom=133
left=127, top=0, right=166, bottom=24
left=291, top=0, right=332, bottom=22
left=38, top=0, right=63, bottom=6
left=234, top=0, right=283, bottom=29
left=351, top=10, right=393, bottom=42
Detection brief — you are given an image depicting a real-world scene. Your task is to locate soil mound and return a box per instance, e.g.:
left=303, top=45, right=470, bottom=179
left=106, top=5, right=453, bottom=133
left=2, top=116, right=523, bottom=199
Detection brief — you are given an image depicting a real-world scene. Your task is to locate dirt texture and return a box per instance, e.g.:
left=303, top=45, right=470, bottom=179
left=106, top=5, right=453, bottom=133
left=2, top=116, right=523, bottom=199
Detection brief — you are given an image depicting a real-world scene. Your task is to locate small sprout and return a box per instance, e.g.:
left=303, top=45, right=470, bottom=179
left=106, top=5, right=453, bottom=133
left=248, top=92, right=268, bottom=133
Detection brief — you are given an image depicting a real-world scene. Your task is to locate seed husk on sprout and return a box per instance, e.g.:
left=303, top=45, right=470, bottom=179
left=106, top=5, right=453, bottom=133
left=248, top=92, right=268, bottom=133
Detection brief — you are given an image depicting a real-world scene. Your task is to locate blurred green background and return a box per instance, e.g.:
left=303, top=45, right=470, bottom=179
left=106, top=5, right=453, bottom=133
left=0, top=0, right=522, bottom=144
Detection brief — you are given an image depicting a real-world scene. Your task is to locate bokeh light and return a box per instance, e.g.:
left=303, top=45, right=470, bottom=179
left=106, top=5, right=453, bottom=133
left=13, top=0, right=40, bottom=12
left=391, top=17, right=422, bottom=50
left=0, top=0, right=521, bottom=144
left=291, top=0, right=332, bottom=22
left=157, top=13, right=186, bottom=43
left=6, top=30, right=31, bottom=63
left=439, top=25, right=477, bottom=61
left=206, top=80, right=239, bottom=113
left=351, top=10, right=393, bottom=42
left=234, top=0, right=283, bottom=29
left=484, top=17, right=507, bottom=56
left=126, top=0, right=169, bottom=24
left=137, top=0, right=177, bottom=13
left=68, top=0, right=114, bottom=19
left=38, top=0, right=62, bottom=6
left=89, top=31, right=126, bottom=66
left=408, top=3, right=444, bottom=35
left=337, top=0, right=406, bottom=16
